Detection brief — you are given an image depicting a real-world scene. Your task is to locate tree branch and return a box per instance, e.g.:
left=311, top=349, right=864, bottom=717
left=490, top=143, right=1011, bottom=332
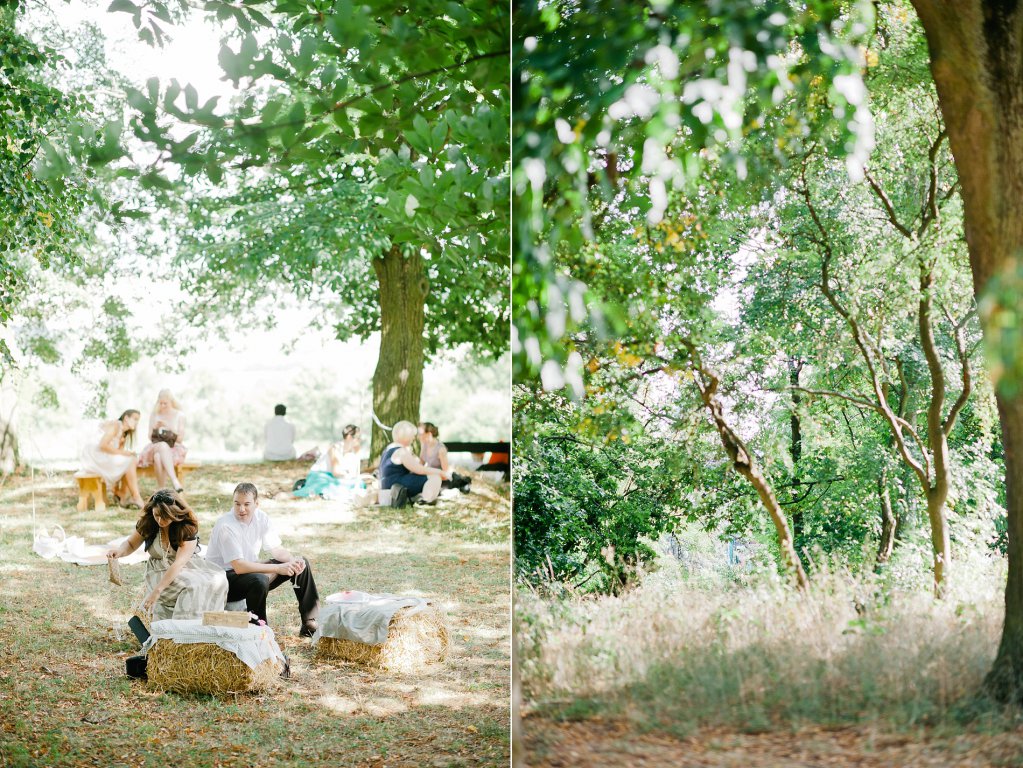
left=918, top=128, right=948, bottom=236
left=865, top=170, right=914, bottom=239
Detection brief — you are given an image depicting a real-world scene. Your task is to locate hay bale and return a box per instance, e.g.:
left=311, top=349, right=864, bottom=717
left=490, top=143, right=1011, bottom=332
left=315, top=605, right=449, bottom=673
left=147, top=640, right=282, bottom=694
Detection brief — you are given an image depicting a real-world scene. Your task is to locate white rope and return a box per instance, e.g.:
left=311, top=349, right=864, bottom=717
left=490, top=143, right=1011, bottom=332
left=371, top=411, right=392, bottom=432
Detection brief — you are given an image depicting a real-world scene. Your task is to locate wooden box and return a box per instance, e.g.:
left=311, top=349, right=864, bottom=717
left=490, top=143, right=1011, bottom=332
left=202, top=610, right=251, bottom=629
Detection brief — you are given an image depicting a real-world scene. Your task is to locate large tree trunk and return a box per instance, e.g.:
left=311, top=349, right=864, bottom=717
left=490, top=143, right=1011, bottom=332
left=910, top=0, right=1023, bottom=700
left=989, top=396, right=1023, bottom=699
left=370, top=245, right=429, bottom=463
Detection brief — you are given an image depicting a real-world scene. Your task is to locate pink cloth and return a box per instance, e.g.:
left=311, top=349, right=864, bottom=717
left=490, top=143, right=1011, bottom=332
left=138, top=441, right=188, bottom=467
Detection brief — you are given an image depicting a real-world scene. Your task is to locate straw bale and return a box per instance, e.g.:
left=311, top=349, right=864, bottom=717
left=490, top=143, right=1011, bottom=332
left=315, top=605, right=449, bottom=673
left=147, top=639, right=282, bottom=694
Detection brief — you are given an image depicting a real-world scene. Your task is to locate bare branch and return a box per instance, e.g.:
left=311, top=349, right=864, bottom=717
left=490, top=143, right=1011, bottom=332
left=918, top=129, right=948, bottom=236
left=865, top=170, right=914, bottom=239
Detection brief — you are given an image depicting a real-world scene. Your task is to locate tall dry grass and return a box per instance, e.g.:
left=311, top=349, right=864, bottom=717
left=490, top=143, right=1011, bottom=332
left=517, top=545, right=1014, bottom=731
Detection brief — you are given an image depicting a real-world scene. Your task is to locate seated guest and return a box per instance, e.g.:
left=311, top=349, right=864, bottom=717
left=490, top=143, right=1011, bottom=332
left=293, top=424, right=364, bottom=499
left=138, top=389, right=188, bottom=492
left=106, top=489, right=228, bottom=620
left=206, top=482, right=320, bottom=637
left=380, top=420, right=450, bottom=507
left=477, top=440, right=510, bottom=481
left=418, top=422, right=471, bottom=493
left=81, top=409, right=145, bottom=509
left=263, top=404, right=297, bottom=461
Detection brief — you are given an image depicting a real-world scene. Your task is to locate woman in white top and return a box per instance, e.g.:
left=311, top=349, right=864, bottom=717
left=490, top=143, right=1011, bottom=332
left=80, top=409, right=146, bottom=508
left=137, top=389, right=188, bottom=492
left=294, top=424, right=364, bottom=498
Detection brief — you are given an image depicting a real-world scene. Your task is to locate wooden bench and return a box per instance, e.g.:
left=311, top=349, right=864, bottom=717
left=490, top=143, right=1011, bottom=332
left=136, top=461, right=201, bottom=483
left=74, top=462, right=203, bottom=512
left=443, top=442, right=510, bottom=481
left=74, top=471, right=108, bottom=512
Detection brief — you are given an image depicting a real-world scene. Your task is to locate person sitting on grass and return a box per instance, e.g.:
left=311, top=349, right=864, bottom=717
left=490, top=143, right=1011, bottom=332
left=293, top=423, right=364, bottom=499
left=380, top=420, right=450, bottom=507
left=263, top=403, right=297, bottom=461
left=106, top=489, right=228, bottom=621
left=205, top=482, right=320, bottom=637
left=418, top=422, right=471, bottom=494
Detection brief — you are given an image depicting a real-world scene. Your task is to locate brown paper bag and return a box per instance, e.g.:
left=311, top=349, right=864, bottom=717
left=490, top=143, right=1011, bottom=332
left=108, top=556, right=123, bottom=586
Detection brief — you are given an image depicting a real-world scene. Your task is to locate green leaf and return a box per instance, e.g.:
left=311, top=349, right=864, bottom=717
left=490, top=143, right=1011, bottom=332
left=106, top=0, right=138, bottom=15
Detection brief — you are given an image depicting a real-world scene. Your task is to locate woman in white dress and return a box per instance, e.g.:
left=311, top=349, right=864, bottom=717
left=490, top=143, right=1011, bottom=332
left=80, top=409, right=145, bottom=509
left=137, top=389, right=188, bottom=492
left=105, top=489, right=228, bottom=621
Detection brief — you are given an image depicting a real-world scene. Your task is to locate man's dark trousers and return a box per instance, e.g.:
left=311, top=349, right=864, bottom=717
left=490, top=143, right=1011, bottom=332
left=225, top=558, right=320, bottom=625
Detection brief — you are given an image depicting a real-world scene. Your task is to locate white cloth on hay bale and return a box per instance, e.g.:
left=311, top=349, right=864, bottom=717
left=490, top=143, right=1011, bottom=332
left=314, top=590, right=432, bottom=644
left=142, top=619, right=287, bottom=669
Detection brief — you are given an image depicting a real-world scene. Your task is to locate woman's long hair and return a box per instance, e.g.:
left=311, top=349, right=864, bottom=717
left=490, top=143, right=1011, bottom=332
left=135, top=489, right=199, bottom=552
left=152, top=388, right=181, bottom=417
left=117, top=409, right=140, bottom=450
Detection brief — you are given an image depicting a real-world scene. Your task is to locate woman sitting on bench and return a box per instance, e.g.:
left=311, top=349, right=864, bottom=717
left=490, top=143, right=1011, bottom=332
left=138, top=389, right=188, bottom=493
left=81, top=409, right=146, bottom=509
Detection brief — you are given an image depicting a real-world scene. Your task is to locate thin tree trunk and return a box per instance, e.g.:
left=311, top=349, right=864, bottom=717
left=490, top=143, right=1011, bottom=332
left=877, top=469, right=897, bottom=565
left=687, top=349, right=810, bottom=591
left=910, top=0, right=1023, bottom=699
left=0, top=418, right=18, bottom=476
left=789, top=358, right=805, bottom=550
left=801, top=172, right=970, bottom=593
left=370, top=245, right=429, bottom=463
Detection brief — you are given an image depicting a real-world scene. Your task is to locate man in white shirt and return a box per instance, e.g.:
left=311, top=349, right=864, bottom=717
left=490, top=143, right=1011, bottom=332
left=263, top=404, right=297, bottom=461
left=206, top=482, right=320, bottom=637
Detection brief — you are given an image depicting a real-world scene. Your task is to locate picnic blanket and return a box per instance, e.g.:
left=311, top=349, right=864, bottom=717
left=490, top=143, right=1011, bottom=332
left=315, top=590, right=431, bottom=645
left=32, top=526, right=149, bottom=566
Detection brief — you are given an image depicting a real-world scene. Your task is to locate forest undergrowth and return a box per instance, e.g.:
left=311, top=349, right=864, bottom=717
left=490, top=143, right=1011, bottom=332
left=518, top=538, right=1021, bottom=737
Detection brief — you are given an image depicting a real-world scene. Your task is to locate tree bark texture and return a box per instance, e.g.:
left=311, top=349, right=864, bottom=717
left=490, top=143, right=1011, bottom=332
left=910, top=0, right=1023, bottom=700
left=370, top=245, right=429, bottom=463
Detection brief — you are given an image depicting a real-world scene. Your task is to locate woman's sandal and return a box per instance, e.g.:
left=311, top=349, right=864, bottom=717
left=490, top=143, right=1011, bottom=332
left=112, top=493, right=122, bottom=506
left=125, top=500, right=142, bottom=510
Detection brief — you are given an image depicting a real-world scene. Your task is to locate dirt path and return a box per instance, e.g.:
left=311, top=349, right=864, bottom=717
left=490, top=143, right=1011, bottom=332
left=523, top=716, right=1023, bottom=767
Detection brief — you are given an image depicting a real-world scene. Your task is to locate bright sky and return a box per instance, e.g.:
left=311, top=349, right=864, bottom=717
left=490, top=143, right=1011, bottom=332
left=55, top=0, right=232, bottom=99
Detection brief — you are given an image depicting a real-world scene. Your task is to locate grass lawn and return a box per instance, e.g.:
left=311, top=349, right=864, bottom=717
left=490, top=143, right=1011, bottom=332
left=0, top=461, right=510, bottom=767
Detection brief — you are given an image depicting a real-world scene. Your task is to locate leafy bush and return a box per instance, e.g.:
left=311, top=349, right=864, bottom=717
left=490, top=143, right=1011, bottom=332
left=514, top=434, right=685, bottom=594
